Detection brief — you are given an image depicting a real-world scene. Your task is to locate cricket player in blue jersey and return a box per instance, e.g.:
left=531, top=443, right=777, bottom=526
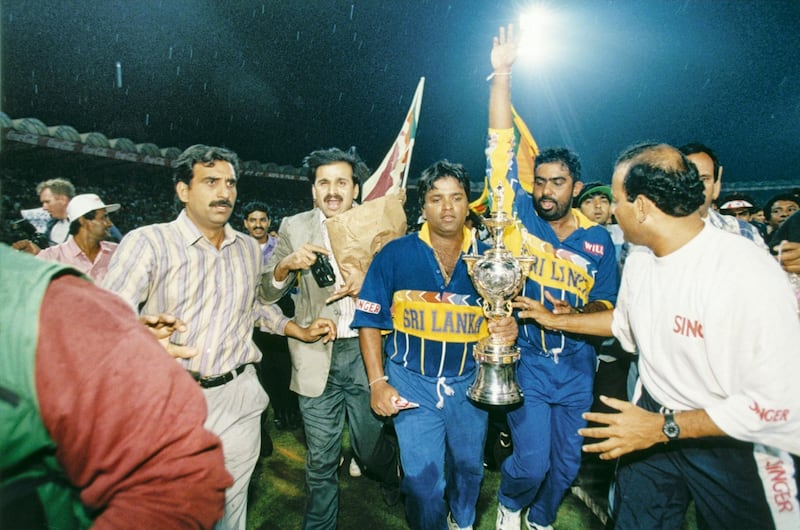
left=487, top=25, right=621, bottom=530
left=353, top=160, right=518, bottom=530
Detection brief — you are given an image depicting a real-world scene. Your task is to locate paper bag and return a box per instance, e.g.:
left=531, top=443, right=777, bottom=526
left=325, top=194, right=407, bottom=281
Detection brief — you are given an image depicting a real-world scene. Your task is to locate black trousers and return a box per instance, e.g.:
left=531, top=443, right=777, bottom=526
left=253, top=328, right=297, bottom=426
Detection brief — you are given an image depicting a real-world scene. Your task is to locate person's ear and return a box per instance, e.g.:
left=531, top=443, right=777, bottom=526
left=635, top=195, right=650, bottom=223
left=176, top=181, right=189, bottom=204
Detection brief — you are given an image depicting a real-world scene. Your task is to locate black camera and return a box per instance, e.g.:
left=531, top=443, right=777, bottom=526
left=310, top=252, right=336, bottom=287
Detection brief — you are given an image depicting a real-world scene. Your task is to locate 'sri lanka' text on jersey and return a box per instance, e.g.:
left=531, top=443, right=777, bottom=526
left=352, top=225, right=489, bottom=378
left=485, top=127, right=620, bottom=356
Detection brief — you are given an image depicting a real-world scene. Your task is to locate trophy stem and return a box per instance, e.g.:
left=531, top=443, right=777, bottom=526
left=463, top=182, right=525, bottom=406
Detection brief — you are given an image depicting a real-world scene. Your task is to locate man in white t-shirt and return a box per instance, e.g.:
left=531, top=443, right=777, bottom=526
left=514, top=143, right=800, bottom=529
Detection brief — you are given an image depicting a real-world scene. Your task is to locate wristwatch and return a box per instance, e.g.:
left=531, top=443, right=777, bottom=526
left=662, top=409, right=680, bottom=441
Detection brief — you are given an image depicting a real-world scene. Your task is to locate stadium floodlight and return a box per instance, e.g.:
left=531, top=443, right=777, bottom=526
left=518, top=4, right=561, bottom=67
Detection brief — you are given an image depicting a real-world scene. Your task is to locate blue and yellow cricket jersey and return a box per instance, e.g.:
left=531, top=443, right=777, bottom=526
left=351, top=223, right=489, bottom=378
left=486, top=128, right=620, bottom=358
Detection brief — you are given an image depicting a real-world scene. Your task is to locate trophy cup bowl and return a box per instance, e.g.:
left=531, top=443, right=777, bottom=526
left=463, top=203, right=534, bottom=406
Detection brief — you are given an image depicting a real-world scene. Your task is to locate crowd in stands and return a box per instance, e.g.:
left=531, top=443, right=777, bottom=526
left=1, top=163, right=422, bottom=244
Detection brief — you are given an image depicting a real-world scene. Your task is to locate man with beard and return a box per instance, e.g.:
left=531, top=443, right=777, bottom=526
left=104, top=145, right=335, bottom=530
left=261, top=147, right=384, bottom=530
left=488, top=25, right=620, bottom=530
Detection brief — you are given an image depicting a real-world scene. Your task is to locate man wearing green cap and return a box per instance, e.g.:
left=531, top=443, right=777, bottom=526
left=577, top=183, right=613, bottom=226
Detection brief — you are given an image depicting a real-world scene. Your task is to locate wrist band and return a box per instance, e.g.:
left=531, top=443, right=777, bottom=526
left=486, top=71, right=512, bottom=81
left=369, top=375, right=389, bottom=387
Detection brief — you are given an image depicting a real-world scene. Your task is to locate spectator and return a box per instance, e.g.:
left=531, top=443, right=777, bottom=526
left=678, top=143, right=767, bottom=250
left=576, top=182, right=613, bottom=225
left=516, top=143, right=800, bottom=528
left=773, top=210, right=800, bottom=275
left=37, top=193, right=120, bottom=283
left=1, top=243, right=232, bottom=529
left=261, top=147, right=383, bottom=530
left=242, top=200, right=301, bottom=458
left=13, top=177, right=75, bottom=253
left=717, top=194, right=756, bottom=222
left=764, top=192, right=800, bottom=244
left=487, top=24, right=620, bottom=530
left=353, top=160, right=517, bottom=530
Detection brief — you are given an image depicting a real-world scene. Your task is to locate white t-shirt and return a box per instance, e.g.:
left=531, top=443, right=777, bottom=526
left=612, top=224, right=800, bottom=454
left=49, top=219, right=70, bottom=245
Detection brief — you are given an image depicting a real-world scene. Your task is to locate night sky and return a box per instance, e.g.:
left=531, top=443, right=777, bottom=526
left=2, top=0, right=798, bottom=189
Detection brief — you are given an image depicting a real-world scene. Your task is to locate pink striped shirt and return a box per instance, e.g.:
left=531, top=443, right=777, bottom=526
left=37, top=237, right=118, bottom=284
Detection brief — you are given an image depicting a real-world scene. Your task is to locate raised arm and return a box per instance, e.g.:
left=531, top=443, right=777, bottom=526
left=489, top=24, right=517, bottom=130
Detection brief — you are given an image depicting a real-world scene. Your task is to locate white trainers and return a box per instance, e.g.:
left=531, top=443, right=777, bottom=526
left=524, top=510, right=553, bottom=530
left=447, top=511, right=473, bottom=530
left=348, top=457, right=362, bottom=477
left=496, top=503, right=521, bottom=530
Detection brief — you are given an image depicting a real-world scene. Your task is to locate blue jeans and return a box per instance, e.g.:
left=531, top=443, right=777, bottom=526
left=499, top=348, right=594, bottom=526
left=298, top=337, right=382, bottom=530
left=387, top=361, right=488, bottom=530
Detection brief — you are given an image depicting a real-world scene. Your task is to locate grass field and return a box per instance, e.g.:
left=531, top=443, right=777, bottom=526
left=246, top=413, right=607, bottom=530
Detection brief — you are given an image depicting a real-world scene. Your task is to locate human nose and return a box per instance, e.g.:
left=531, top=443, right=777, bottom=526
left=321, top=182, right=335, bottom=196
left=542, top=180, right=557, bottom=196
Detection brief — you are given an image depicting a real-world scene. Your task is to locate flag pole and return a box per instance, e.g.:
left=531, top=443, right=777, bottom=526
left=400, top=77, right=425, bottom=189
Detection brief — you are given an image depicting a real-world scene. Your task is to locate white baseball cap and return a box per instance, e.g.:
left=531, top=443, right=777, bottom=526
left=719, top=199, right=753, bottom=211
left=67, top=193, right=121, bottom=222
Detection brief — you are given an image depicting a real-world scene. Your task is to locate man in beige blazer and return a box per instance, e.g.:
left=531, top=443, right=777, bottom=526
left=261, top=147, right=383, bottom=530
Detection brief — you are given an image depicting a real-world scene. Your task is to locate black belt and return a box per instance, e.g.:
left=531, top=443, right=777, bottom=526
left=191, top=364, right=249, bottom=389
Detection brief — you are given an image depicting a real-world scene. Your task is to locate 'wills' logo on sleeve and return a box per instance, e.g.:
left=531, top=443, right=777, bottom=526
left=583, top=241, right=605, bottom=257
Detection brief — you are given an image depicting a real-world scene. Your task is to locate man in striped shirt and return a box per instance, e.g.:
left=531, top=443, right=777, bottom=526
left=104, top=145, right=334, bottom=530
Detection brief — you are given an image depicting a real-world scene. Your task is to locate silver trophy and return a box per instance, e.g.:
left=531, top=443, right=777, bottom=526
left=462, top=184, right=534, bottom=405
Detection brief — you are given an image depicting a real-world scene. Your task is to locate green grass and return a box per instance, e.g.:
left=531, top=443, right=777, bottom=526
left=247, top=412, right=605, bottom=530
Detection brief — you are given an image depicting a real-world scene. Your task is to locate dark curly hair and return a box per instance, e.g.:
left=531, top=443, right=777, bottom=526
left=242, top=201, right=270, bottom=220
left=534, top=147, right=582, bottom=182
left=302, top=147, right=369, bottom=191
left=678, top=142, right=720, bottom=182
left=173, top=144, right=240, bottom=187
left=417, top=160, right=471, bottom=211
left=615, top=143, right=705, bottom=217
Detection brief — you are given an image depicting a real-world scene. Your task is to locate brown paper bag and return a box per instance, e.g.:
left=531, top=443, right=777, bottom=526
left=325, top=194, right=407, bottom=281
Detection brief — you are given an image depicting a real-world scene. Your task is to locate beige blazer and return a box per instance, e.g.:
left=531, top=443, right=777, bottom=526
left=261, top=209, right=341, bottom=398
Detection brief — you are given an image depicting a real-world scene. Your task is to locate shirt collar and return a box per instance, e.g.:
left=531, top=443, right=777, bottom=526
left=64, top=236, right=83, bottom=257
left=64, top=237, right=116, bottom=258
left=175, top=209, right=240, bottom=248
left=572, top=208, right=597, bottom=229
left=417, top=222, right=473, bottom=253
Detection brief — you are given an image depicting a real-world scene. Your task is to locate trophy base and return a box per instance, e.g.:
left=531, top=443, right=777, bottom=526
left=467, top=341, right=524, bottom=405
